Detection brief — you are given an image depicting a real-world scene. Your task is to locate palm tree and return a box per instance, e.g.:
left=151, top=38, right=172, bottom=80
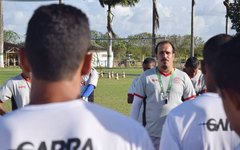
left=99, top=0, right=139, bottom=68
left=0, top=0, right=3, bottom=68
left=152, top=0, right=159, bottom=58
left=190, top=0, right=195, bottom=57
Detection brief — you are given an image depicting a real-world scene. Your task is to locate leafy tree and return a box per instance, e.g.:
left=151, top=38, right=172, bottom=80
left=3, top=30, right=20, bottom=44
left=227, top=0, right=240, bottom=33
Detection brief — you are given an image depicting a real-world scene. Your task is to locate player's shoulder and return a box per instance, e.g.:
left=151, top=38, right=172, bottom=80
left=170, top=93, right=221, bottom=116
left=142, top=67, right=156, bottom=76
left=174, top=68, right=188, bottom=77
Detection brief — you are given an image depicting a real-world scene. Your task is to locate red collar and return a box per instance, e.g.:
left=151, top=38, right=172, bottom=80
left=159, top=68, right=175, bottom=77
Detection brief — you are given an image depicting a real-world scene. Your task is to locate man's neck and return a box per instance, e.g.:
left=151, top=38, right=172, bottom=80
left=158, top=66, right=173, bottom=74
left=30, top=79, right=81, bottom=105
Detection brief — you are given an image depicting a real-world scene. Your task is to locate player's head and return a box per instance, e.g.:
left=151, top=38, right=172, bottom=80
left=184, top=56, right=200, bottom=78
left=155, top=40, right=175, bottom=71
left=214, top=34, right=240, bottom=135
left=142, top=57, right=156, bottom=71
left=25, top=4, right=90, bottom=81
left=201, top=34, right=232, bottom=92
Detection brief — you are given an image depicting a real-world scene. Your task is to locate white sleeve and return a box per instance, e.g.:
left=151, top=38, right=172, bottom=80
left=0, top=80, right=13, bottom=102
left=183, top=73, right=196, bottom=100
left=88, top=68, right=99, bottom=87
left=128, top=77, right=138, bottom=94
left=159, top=113, right=181, bottom=150
left=130, top=96, right=143, bottom=120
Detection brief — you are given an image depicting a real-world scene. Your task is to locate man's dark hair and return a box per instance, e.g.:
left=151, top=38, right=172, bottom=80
left=155, top=40, right=176, bottom=54
left=203, top=34, right=232, bottom=69
left=214, top=34, right=240, bottom=91
left=184, top=56, right=199, bottom=69
left=25, top=4, right=90, bottom=81
left=143, top=57, right=156, bottom=65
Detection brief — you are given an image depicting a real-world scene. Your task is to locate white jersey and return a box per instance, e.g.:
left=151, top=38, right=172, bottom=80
left=0, top=100, right=154, bottom=150
left=0, top=74, right=31, bottom=110
left=81, top=67, right=99, bottom=95
left=160, top=93, right=240, bottom=150
left=128, top=76, right=139, bottom=96
left=191, top=70, right=206, bottom=95
left=134, top=67, right=196, bottom=138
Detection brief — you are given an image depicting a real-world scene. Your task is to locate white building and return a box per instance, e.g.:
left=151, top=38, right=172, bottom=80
left=89, top=42, right=108, bottom=67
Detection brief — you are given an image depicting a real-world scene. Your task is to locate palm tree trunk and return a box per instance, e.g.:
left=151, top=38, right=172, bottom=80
left=59, top=0, right=63, bottom=4
left=152, top=0, right=159, bottom=58
left=0, top=0, right=4, bottom=68
left=190, top=0, right=195, bottom=57
left=152, top=0, right=156, bottom=58
left=107, top=5, right=113, bottom=68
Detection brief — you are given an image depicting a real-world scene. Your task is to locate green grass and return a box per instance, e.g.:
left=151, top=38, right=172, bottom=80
left=0, top=67, right=141, bottom=116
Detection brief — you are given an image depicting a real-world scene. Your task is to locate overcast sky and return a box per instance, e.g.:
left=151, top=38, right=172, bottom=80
left=3, top=0, right=237, bottom=42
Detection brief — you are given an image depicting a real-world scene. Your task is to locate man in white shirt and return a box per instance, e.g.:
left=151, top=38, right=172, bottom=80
left=0, top=48, right=31, bottom=115
left=160, top=34, right=240, bottom=150
left=131, top=41, right=196, bottom=150
left=127, top=57, right=156, bottom=104
left=214, top=34, right=240, bottom=138
left=81, top=67, right=99, bottom=102
left=183, top=56, right=206, bottom=95
left=0, top=4, right=154, bottom=150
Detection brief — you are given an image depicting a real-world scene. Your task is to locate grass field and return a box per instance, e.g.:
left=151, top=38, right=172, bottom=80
left=0, top=67, right=142, bottom=116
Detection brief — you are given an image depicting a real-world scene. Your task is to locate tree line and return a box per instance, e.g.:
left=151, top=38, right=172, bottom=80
left=91, top=30, right=205, bottom=61
left=3, top=29, right=204, bottom=62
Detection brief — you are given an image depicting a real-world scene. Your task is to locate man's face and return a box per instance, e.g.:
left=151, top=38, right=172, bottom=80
left=156, top=43, right=175, bottom=70
left=185, top=67, right=199, bottom=78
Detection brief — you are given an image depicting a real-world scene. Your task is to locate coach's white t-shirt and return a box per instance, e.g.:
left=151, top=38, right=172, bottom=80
left=0, top=100, right=154, bottom=150
left=133, top=67, right=196, bottom=138
left=0, top=74, right=30, bottom=110
left=160, top=93, right=240, bottom=150
left=128, top=76, right=139, bottom=96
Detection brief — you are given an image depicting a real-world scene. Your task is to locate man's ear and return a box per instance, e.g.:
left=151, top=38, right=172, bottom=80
left=19, top=48, right=31, bottom=73
left=201, top=60, right=206, bottom=74
left=81, top=52, right=92, bottom=76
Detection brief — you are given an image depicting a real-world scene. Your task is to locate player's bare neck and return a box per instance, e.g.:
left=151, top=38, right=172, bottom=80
left=29, top=79, right=81, bottom=105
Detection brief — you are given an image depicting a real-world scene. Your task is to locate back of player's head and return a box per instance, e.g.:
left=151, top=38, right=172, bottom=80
left=142, top=57, right=156, bottom=71
left=155, top=40, right=176, bottom=54
left=214, top=34, right=240, bottom=92
left=184, top=56, right=199, bottom=69
left=143, top=57, right=156, bottom=66
left=203, top=34, right=232, bottom=69
left=25, top=4, right=90, bottom=81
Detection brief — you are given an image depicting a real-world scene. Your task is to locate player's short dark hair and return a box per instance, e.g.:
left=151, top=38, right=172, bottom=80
left=143, top=57, right=156, bottom=65
left=155, top=40, right=176, bottom=54
left=25, top=4, right=90, bottom=81
left=184, top=56, right=199, bottom=69
left=203, top=34, right=232, bottom=69
left=214, top=34, right=240, bottom=91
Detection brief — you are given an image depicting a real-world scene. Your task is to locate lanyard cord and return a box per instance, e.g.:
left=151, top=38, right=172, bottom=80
left=156, top=67, right=175, bottom=94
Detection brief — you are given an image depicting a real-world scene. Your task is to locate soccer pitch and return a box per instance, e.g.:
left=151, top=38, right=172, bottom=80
left=0, top=67, right=142, bottom=116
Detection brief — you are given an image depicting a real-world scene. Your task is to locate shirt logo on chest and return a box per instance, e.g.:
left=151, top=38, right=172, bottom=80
left=18, top=85, right=27, bottom=89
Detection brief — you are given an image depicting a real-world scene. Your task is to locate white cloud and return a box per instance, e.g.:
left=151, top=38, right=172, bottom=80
left=2, top=0, right=237, bottom=41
